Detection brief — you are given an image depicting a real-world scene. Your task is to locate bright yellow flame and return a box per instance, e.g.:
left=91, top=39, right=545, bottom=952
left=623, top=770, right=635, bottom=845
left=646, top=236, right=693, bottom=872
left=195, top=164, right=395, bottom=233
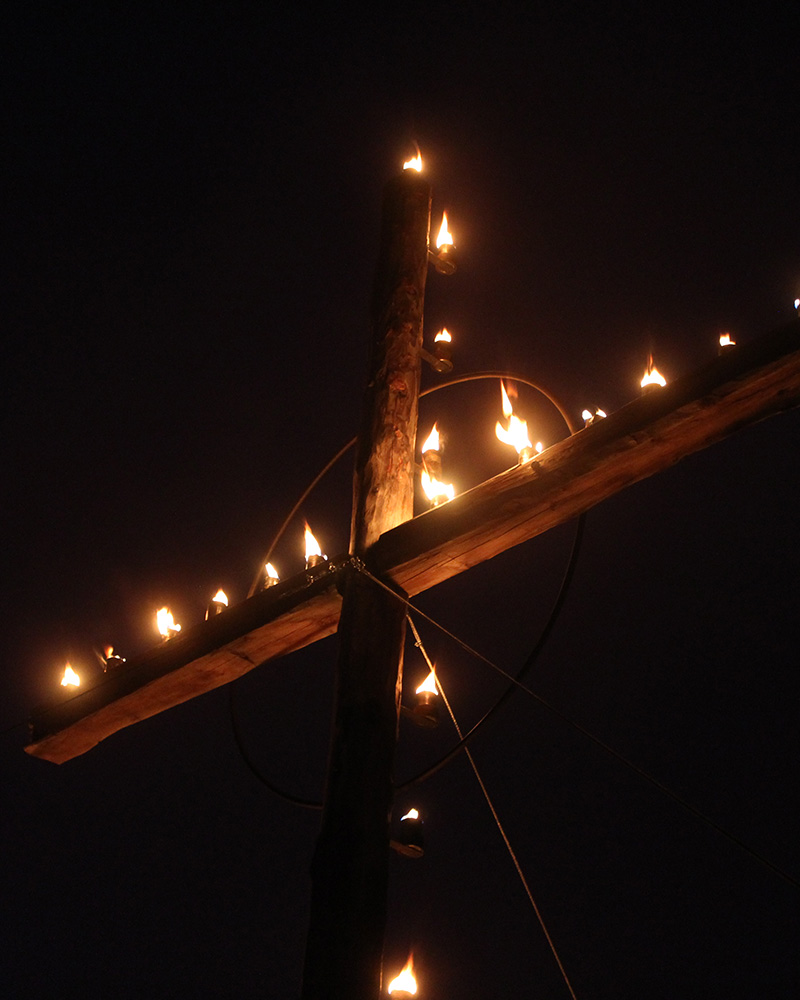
left=211, top=589, right=228, bottom=606
left=436, top=212, right=454, bottom=249
left=304, top=522, right=324, bottom=561
left=61, top=664, right=80, bottom=687
left=420, top=470, right=455, bottom=504
left=416, top=668, right=438, bottom=695
left=157, top=607, right=181, bottom=638
left=401, top=808, right=420, bottom=821
left=434, top=328, right=452, bottom=343
left=719, top=332, right=735, bottom=347
left=421, top=423, right=440, bottom=454
left=640, top=365, right=667, bottom=388
left=388, top=955, right=417, bottom=995
left=403, top=153, right=422, bottom=172
left=581, top=409, right=593, bottom=423
left=499, top=380, right=514, bottom=419
left=496, top=381, right=532, bottom=455
left=265, top=562, right=279, bottom=581
left=104, top=644, right=115, bottom=659
left=596, top=409, right=607, bottom=418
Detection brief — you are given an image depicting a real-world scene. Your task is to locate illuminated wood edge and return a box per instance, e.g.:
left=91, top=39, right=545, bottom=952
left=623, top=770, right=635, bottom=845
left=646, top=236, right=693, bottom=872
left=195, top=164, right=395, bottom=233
left=26, top=320, right=800, bottom=763
left=372, top=319, right=800, bottom=596
left=26, top=560, right=351, bottom=763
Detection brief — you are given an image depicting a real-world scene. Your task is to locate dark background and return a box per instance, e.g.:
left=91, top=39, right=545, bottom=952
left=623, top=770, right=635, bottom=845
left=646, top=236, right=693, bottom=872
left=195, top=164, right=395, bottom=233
left=2, top=4, right=798, bottom=997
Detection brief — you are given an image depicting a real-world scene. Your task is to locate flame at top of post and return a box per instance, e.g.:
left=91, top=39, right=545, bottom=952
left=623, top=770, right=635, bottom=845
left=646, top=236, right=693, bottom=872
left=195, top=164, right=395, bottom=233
left=401, top=808, right=420, bottom=821
left=434, top=328, right=452, bottom=344
left=388, top=955, right=417, bottom=995
left=304, top=522, right=324, bottom=561
left=265, top=562, right=279, bottom=581
left=719, top=332, right=735, bottom=348
left=211, top=589, right=228, bottom=606
left=436, top=212, right=454, bottom=248
left=403, top=150, right=422, bottom=172
left=421, top=423, right=441, bottom=454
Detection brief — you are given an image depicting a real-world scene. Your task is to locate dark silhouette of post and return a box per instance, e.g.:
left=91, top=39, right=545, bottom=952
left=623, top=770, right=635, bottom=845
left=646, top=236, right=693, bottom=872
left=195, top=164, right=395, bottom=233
left=301, top=166, right=431, bottom=999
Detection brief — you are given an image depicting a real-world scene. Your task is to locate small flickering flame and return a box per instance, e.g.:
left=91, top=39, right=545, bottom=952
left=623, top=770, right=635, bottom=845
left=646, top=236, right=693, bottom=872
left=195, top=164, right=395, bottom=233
left=495, top=381, right=532, bottom=456
left=415, top=668, right=438, bottom=696
left=641, top=357, right=667, bottom=388
left=420, top=470, right=455, bottom=505
left=719, top=332, right=735, bottom=348
left=794, top=298, right=799, bottom=310
left=104, top=644, right=115, bottom=659
left=211, top=589, right=228, bottom=606
left=403, top=152, right=422, bottom=172
left=304, top=523, right=326, bottom=562
left=388, top=956, right=417, bottom=996
left=436, top=212, right=454, bottom=249
left=421, top=423, right=441, bottom=454
left=61, top=664, right=80, bottom=687
left=265, top=562, right=279, bottom=583
left=401, top=808, right=420, bottom=822
left=157, top=607, right=181, bottom=639
left=434, top=328, right=452, bottom=344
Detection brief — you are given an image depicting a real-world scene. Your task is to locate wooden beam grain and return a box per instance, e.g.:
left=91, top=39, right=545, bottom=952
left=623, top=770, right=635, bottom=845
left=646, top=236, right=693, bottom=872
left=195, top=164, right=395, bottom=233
left=27, top=320, right=800, bottom=763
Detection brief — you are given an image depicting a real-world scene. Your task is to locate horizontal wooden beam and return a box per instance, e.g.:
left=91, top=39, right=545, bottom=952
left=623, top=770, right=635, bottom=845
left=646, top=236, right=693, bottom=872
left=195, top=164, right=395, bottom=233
left=27, top=319, right=800, bottom=763
left=373, top=319, right=800, bottom=595
left=27, top=561, right=350, bottom=763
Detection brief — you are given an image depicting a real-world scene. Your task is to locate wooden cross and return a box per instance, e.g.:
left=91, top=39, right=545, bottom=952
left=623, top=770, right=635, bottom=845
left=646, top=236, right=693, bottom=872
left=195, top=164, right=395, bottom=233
left=26, top=163, right=800, bottom=998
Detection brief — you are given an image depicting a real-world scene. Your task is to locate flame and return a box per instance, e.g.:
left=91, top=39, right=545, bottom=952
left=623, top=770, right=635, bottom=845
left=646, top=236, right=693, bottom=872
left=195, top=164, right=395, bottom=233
left=420, top=470, right=455, bottom=504
left=156, top=607, right=181, bottom=638
left=403, top=152, right=422, bottom=172
left=104, top=644, right=115, bottom=659
left=421, top=423, right=440, bottom=454
left=495, top=381, right=532, bottom=455
left=401, top=808, right=420, bottom=821
left=795, top=298, right=799, bottom=310
left=304, top=522, right=324, bottom=561
left=211, top=589, right=228, bottom=606
left=597, top=409, right=607, bottom=418
left=60, top=663, right=80, bottom=687
left=416, top=668, right=438, bottom=695
left=640, top=365, right=667, bottom=388
left=436, top=212, right=454, bottom=249
left=388, top=955, right=417, bottom=995
left=581, top=409, right=593, bottom=423
left=265, top=562, right=279, bottom=582
left=434, top=328, right=452, bottom=343
left=719, top=332, right=735, bottom=347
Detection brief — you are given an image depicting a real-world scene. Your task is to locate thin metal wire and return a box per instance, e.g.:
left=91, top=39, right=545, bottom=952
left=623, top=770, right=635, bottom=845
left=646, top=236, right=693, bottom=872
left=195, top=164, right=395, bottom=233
left=407, top=614, right=580, bottom=1000
left=375, top=571, right=800, bottom=891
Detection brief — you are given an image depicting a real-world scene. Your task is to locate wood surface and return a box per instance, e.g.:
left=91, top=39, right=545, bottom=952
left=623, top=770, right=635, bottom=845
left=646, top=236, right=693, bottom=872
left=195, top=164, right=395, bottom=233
left=27, top=319, right=800, bottom=764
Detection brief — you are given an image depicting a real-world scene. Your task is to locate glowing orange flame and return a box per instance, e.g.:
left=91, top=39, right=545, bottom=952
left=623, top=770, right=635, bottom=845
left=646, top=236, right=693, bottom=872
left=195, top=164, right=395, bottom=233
left=401, top=808, right=420, bottom=821
left=434, top=328, right=452, bottom=344
left=104, top=644, right=115, bottom=659
left=265, top=562, right=279, bottom=582
left=420, top=470, right=455, bottom=505
left=421, top=423, right=440, bottom=454
left=415, top=668, right=438, bottom=695
left=304, top=522, right=325, bottom=562
left=61, top=664, right=80, bottom=687
left=403, top=152, right=422, bottom=172
left=436, top=212, right=453, bottom=249
left=211, top=589, right=228, bottom=606
left=388, top=955, right=417, bottom=996
left=719, top=332, right=735, bottom=348
left=157, top=607, right=181, bottom=639
left=495, top=381, right=532, bottom=455
left=640, top=362, right=667, bottom=388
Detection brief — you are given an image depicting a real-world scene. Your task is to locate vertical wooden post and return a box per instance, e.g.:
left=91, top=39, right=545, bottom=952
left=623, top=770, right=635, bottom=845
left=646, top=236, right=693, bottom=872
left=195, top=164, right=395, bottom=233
left=301, top=168, right=431, bottom=999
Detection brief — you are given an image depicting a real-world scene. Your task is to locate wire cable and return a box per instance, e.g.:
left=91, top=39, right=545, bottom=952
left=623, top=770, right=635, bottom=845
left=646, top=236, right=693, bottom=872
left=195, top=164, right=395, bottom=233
left=408, top=615, right=580, bottom=1000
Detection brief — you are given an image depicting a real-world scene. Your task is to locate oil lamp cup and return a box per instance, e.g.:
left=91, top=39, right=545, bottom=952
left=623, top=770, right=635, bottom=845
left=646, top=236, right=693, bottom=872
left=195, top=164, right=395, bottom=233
left=205, top=590, right=228, bottom=620
left=412, top=689, right=439, bottom=727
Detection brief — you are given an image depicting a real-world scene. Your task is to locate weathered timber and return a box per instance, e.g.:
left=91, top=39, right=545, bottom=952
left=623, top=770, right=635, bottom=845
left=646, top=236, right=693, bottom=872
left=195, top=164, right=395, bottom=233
left=26, top=319, right=800, bottom=765
left=302, top=168, right=431, bottom=1000
left=26, top=560, right=350, bottom=764
left=373, top=317, right=800, bottom=595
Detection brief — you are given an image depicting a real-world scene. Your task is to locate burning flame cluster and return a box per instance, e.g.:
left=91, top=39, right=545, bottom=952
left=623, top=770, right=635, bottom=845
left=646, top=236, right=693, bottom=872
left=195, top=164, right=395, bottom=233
left=420, top=423, right=455, bottom=506
left=388, top=955, right=417, bottom=996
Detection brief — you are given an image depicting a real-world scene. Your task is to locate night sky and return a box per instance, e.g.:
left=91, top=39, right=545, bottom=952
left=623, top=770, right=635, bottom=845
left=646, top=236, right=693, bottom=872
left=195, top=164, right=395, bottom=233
left=3, top=6, right=799, bottom=998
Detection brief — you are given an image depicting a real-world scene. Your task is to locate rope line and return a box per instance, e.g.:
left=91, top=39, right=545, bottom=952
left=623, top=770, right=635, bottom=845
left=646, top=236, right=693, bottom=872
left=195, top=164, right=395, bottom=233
left=407, top=614, right=580, bottom=1000
left=364, top=567, right=800, bottom=891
